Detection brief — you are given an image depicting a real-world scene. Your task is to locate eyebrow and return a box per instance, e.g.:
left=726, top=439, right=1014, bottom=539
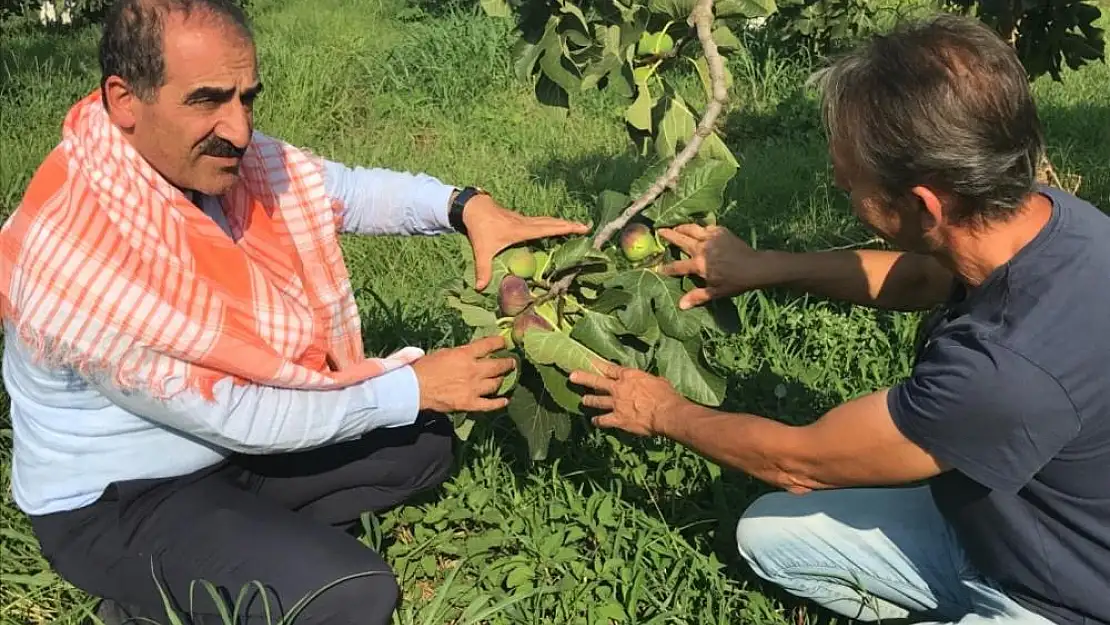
left=183, top=82, right=264, bottom=105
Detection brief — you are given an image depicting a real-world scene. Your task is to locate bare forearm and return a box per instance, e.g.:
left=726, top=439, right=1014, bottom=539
left=657, top=392, right=945, bottom=493
left=658, top=402, right=818, bottom=493
left=763, top=249, right=952, bottom=311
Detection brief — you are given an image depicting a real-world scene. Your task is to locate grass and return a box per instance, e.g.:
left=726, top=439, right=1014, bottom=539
left=1, top=0, right=1109, bottom=623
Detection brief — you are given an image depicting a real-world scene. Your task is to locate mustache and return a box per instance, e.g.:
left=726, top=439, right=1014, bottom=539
left=199, top=135, right=246, bottom=159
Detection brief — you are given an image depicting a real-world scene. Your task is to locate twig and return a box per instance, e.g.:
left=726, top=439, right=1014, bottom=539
left=590, top=0, right=727, bottom=251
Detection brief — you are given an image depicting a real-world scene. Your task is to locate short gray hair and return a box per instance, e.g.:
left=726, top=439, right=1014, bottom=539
left=809, top=13, right=1045, bottom=226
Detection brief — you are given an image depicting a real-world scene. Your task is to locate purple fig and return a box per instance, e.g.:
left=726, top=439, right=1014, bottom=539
left=511, top=311, right=553, bottom=346
left=619, top=222, right=661, bottom=261
left=499, top=275, right=532, bottom=316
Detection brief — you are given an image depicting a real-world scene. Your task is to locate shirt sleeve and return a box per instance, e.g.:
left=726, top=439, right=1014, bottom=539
left=888, top=333, right=1081, bottom=494
left=322, top=159, right=456, bottom=236
left=84, top=362, right=423, bottom=454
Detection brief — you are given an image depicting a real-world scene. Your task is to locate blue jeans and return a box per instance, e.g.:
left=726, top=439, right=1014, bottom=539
left=735, top=486, right=1054, bottom=624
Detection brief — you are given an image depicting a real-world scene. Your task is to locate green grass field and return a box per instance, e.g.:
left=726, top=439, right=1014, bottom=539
left=1, top=0, right=1108, bottom=623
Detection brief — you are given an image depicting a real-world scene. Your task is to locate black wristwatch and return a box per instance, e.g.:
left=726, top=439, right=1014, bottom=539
left=448, top=186, right=487, bottom=235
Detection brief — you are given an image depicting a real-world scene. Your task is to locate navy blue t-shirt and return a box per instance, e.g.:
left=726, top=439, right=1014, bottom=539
left=889, top=187, right=1110, bottom=625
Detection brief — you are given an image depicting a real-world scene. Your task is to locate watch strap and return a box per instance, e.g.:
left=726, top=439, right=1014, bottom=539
left=449, top=186, right=485, bottom=235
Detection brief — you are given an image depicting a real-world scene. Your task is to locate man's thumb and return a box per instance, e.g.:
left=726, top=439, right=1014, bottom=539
left=679, top=288, right=713, bottom=310
left=473, top=255, right=491, bottom=291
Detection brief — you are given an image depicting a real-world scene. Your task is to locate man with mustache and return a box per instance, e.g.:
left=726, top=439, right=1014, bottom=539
left=0, top=0, right=586, bottom=623
left=572, top=14, right=1110, bottom=625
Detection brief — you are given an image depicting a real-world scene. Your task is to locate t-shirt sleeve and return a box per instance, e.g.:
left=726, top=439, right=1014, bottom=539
left=889, top=333, right=1081, bottom=494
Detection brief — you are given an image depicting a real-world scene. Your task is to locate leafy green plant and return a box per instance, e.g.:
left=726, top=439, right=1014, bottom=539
left=943, top=0, right=1105, bottom=82
left=435, top=0, right=756, bottom=460
left=444, top=153, right=740, bottom=459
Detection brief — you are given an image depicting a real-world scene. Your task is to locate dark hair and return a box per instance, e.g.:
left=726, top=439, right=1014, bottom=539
left=809, top=13, right=1045, bottom=226
left=99, top=0, right=253, bottom=105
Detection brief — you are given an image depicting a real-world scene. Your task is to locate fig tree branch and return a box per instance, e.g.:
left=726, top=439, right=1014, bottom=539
left=590, top=0, right=727, bottom=251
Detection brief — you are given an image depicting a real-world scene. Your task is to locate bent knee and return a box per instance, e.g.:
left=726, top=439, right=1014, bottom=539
left=735, top=490, right=830, bottom=578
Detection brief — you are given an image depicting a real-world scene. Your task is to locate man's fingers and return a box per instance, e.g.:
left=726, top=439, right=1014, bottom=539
left=536, top=217, right=591, bottom=236
left=470, top=396, right=511, bottom=412
left=673, top=223, right=709, bottom=240
left=468, top=334, right=509, bottom=355
left=658, top=228, right=700, bottom=255
left=479, top=354, right=517, bottom=377
left=678, top=288, right=715, bottom=310
left=582, top=394, right=614, bottom=411
left=473, top=255, right=493, bottom=291
left=569, top=370, right=615, bottom=393
left=659, top=257, right=700, bottom=278
left=476, top=378, right=503, bottom=396
left=591, top=413, right=619, bottom=429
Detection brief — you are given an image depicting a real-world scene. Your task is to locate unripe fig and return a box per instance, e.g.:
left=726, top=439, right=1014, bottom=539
left=619, top=222, right=661, bottom=261
left=499, top=275, right=532, bottom=316
left=505, top=248, right=537, bottom=279
left=637, top=31, right=674, bottom=56
left=511, top=311, right=553, bottom=346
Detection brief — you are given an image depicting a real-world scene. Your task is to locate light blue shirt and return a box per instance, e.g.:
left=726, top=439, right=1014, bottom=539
left=3, top=159, right=458, bottom=516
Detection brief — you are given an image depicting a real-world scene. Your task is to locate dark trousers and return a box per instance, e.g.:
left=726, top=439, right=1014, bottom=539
left=28, top=415, right=456, bottom=625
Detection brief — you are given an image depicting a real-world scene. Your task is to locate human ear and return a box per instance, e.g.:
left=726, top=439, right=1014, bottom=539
left=102, top=76, right=138, bottom=130
left=910, top=185, right=944, bottom=232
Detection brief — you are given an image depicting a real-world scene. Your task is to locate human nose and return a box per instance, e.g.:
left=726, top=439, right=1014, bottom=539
left=217, top=99, right=253, bottom=150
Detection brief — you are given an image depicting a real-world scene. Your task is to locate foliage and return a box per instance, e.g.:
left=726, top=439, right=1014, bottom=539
left=761, top=0, right=1105, bottom=82
left=943, top=0, right=1106, bottom=81
left=443, top=153, right=740, bottom=460
left=478, top=0, right=775, bottom=157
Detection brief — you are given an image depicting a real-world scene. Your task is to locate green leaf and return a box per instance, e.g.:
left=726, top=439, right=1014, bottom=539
left=451, top=415, right=476, bottom=441
left=498, top=352, right=521, bottom=394
left=712, top=25, right=744, bottom=50
left=642, top=156, right=736, bottom=227
left=716, top=0, right=777, bottom=18
left=571, top=310, right=650, bottom=368
left=595, top=190, right=629, bottom=227
left=654, top=96, right=737, bottom=167
left=656, top=95, right=697, bottom=159
left=539, top=18, right=583, bottom=93
left=547, top=238, right=609, bottom=276
left=535, top=72, right=570, bottom=113
left=649, top=0, right=698, bottom=19
left=512, top=38, right=545, bottom=82
left=507, top=381, right=572, bottom=461
left=693, top=56, right=734, bottom=101
left=479, top=0, right=512, bottom=18
left=655, top=335, right=726, bottom=406
left=446, top=296, right=498, bottom=328
left=605, top=269, right=714, bottom=340
left=589, top=288, right=634, bottom=314
left=535, top=363, right=583, bottom=414
left=522, top=329, right=604, bottom=374
left=625, top=84, right=654, bottom=131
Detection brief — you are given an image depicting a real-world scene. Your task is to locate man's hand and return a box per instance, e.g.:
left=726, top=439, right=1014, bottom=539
left=462, top=194, right=590, bottom=291
left=569, top=361, right=689, bottom=437
left=410, top=336, right=515, bottom=413
left=658, top=224, right=772, bottom=309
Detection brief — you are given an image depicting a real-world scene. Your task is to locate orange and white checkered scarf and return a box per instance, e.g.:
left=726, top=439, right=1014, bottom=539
left=0, top=90, right=422, bottom=401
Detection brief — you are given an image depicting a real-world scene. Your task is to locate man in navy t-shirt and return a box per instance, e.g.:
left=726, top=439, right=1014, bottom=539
left=569, top=14, right=1109, bottom=625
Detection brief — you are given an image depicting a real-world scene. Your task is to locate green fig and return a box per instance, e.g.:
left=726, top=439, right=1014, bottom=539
left=499, top=275, right=532, bottom=316
left=511, top=310, right=553, bottom=346
left=505, top=248, right=537, bottom=279
left=619, top=222, right=662, bottom=261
